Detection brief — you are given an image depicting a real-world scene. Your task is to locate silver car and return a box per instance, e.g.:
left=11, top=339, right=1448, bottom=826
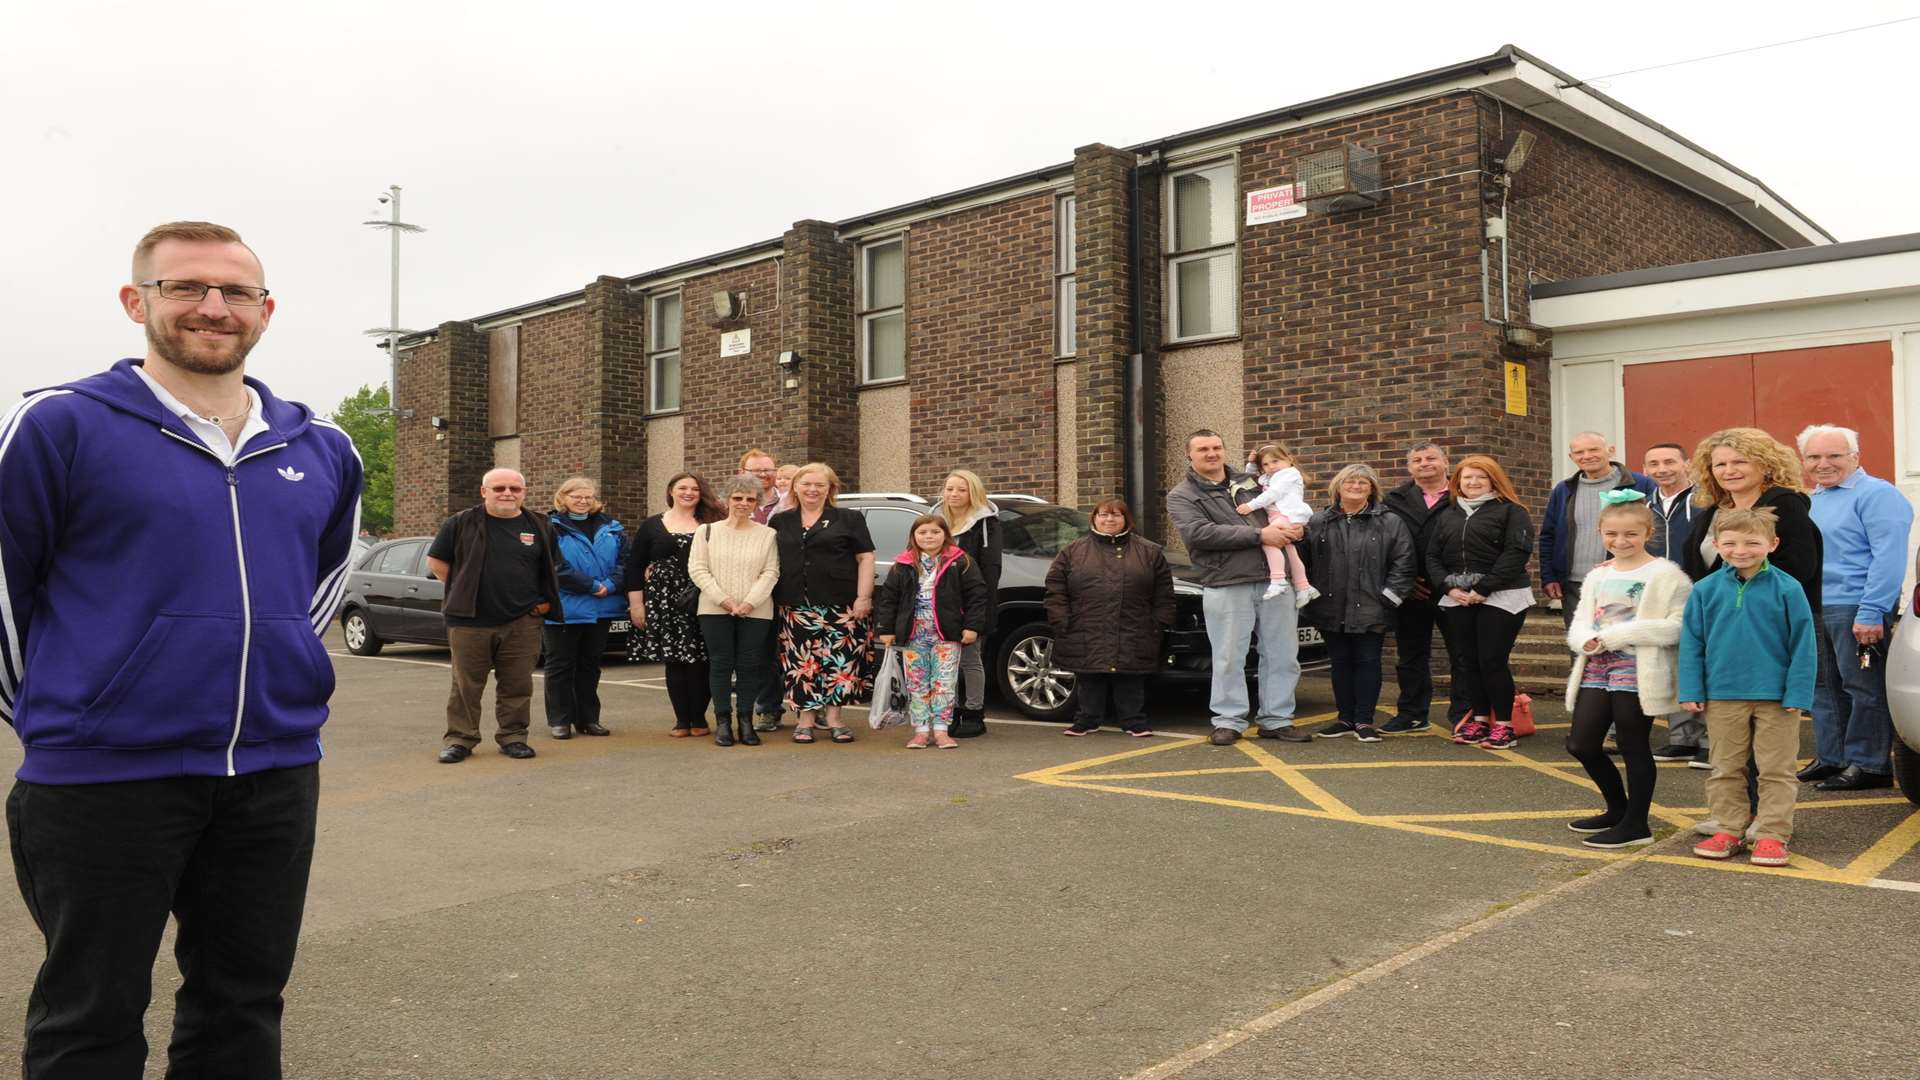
left=1878, top=556, right=1920, bottom=805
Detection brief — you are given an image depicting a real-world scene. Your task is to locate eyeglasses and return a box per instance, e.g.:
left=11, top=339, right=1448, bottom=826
left=487, top=485, right=525, bottom=494
left=140, top=279, right=270, bottom=306
left=746, top=468, right=776, bottom=476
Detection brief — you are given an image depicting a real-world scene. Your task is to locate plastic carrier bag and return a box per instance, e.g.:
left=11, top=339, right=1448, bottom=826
left=868, top=646, right=911, bottom=729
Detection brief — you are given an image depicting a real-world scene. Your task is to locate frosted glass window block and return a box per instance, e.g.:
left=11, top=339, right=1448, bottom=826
left=1173, top=164, right=1234, bottom=252
left=867, top=312, right=905, bottom=381
left=651, top=352, right=681, bottom=412
left=1056, top=277, right=1076, bottom=356
left=652, top=294, right=681, bottom=351
left=1175, top=253, right=1234, bottom=338
left=866, top=241, right=904, bottom=310
left=1056, top=197, right=1076, bottom=274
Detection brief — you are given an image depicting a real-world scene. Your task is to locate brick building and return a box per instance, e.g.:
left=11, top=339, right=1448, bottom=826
left=391, top=45, right=1829, bottom=539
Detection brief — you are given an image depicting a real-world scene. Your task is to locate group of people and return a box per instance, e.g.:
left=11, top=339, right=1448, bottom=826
left=1163, top=424, right=1912, bottom=867
left=425, top=454, right=1005, bottom=756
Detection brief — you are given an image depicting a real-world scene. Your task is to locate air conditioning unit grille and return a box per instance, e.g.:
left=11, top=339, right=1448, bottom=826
left=1294, top=144, right=1382, bottom=211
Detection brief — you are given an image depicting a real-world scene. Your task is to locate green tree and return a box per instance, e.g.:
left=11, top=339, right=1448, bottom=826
left=330, top=384, right=394, bottom=536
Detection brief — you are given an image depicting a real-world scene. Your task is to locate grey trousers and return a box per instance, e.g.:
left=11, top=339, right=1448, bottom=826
left=958, top=637, right=987, bottom=710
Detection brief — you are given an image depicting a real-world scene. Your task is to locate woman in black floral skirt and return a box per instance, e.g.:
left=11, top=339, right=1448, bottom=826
left=768, top=462, right=876, bottom=744
left=627, top=473, right=724, bottom=736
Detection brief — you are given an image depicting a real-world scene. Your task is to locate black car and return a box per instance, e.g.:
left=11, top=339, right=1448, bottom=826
left=336, top=536, right=633, bottom=657
left=841, top=493, right=1327, bottom=721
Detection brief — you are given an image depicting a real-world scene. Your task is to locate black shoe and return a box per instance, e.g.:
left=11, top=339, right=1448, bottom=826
left=1567, top=813, right=1619, bottom=834
left=713, top=718, right=735, bottom=747
left=1650, top=743, right=1699, bottom=762
left=549, top=725, right=573, bottom=740
left=577, top=723, right=611, bottom=736
left=1208, top=727, right=1240, bottom=746
left=950, top=707, right=988, bottom=738
left=1688, top=747, right=1712, bottom=771
left=1581, top=824, right=1654, bottom=849
left=1123, top=725, right=1155, bottom=738
left=736, top=717, right=760, bottom=746
left=438, top=744, right=471, bottom=764
left=1064, top=721, right=1100, bottom=737
left=1815, top=765, right=1893, bottom=791
left=1378, top=715, right=1430, bottom=734
left=500, top=742, right=536, bottom=760
left=1796, top=761, right=1843, bottom=783
left=1315, top=719, right=1358, bottom=739
left=1354, top=724, right=1383, bottom=743
left=1262, top=725, right=1313, bottom=742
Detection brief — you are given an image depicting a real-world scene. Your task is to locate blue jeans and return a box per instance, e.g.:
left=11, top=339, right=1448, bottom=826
left=1325, top=630, right=1384, bottom=725
left=1201, top=581, right=1301, bottom=731
left=1812, top=605, right=1895, bottom=771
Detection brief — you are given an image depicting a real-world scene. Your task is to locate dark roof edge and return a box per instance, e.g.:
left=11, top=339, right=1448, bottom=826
left=1503, top=46, right=1834, bottom=245
left=832, top=161, right=1075, bottom=231
left=1532, top=231, right=1920, bottom=299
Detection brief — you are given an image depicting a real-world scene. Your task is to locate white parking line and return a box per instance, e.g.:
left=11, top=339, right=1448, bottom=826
left=327, top=651, right=1202, bottom=737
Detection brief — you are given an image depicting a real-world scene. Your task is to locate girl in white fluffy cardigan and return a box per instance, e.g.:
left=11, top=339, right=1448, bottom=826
left=1562, top=493, right=1695, bottom=850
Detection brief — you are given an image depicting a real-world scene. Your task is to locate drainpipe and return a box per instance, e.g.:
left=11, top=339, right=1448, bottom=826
left=1127, top=146, right=1164, bottom=513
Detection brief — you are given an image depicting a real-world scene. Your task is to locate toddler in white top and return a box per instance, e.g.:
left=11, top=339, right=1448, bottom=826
left=1238, top=443, right=1321, bottom=607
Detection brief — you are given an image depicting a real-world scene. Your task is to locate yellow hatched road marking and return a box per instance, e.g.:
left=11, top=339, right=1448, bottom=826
left=1234, top=739, right=1358, bottom=817
left=1840, top=810, right=1920, bottom=882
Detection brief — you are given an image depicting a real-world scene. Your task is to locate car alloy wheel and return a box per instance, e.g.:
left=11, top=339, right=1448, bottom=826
left=341, top=609, right=383, bottom=656
left=1001, top=626, right=1075, bottom=720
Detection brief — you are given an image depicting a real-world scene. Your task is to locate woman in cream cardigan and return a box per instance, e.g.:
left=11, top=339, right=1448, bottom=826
left=688, top=475, right=782, bottom=746
left=1562, top=491, right=1694, bottom=849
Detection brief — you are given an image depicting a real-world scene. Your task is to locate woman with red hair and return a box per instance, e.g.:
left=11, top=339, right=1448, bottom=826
left=1423, top=455, right=1537, bottom=749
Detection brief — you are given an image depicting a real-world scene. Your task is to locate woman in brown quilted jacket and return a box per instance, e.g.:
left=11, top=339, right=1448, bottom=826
left=1044, top=497, right=1176, bottom=737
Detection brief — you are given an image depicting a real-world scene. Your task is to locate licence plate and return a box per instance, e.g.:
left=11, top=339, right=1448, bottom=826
left=610, top=619, right=632, bottom=634
left=1297, top=626, right=1323, bottom=646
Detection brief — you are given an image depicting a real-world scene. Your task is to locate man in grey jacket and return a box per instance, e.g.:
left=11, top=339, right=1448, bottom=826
left=1167, top=430, right=1311, bottom=744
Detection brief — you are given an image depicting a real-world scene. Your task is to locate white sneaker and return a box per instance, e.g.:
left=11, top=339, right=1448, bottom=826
left=1262, top=582, right=1288, bottom=601
left=1294, top=585, right=1321, bottom=610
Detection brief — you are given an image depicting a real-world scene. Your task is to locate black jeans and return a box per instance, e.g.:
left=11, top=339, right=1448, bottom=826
left=1392, top=595, right=1471, bottom=726
left=754, top=645, right=784, bottom=719
left=1325, top=631, right=1386, bottom=725
left=1568, top=688, right=1656, bottom=831
left=7, top=765, right=320, bottom=1079
left=699, top=616, right=772, bottom=721
left=1558, top=579, right=1584, bottom=630
left=1075, top=673, right=1149, bottom=731
left=663, top=660, right=712, bottom=729
left=1440, top=605, right=1526, bottom=726
left=542, top=620, right=612, bottom=730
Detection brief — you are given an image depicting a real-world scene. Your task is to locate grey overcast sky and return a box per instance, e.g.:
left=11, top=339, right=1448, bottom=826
left=6, top=0, right=1918, bottom=415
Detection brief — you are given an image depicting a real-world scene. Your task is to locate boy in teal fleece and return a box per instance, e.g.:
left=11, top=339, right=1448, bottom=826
left=1678, top=508, right=1817, bottom=867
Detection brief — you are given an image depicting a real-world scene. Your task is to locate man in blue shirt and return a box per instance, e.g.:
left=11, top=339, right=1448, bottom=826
left=1799, top=424, right=1915, bottom=790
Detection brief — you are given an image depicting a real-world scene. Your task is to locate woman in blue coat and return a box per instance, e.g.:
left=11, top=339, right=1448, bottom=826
left=545, top=477, right=630, bottom=738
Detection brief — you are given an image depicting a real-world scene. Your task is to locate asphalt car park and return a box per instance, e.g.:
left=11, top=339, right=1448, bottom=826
left=0, top=640, right=1915, bottom=1078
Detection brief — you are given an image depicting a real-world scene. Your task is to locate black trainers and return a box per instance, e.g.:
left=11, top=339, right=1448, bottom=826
left=1651, top=743, right=1700, bottom=762
left=1124, top=726, right=1155, bottom=738
left=1315, top=719, right=1358, bottom=739
left=1063, top=721, right=1100, bottom=737
left=1689, top=747, right=1712, bottom=770
left=1567, top=813, right=1619, bottom=834
left=1581, top=824, right=1654, bottom=849
left=1378, top=715, right=1430, bottom=734
left=1354, top=725, right=1383, bottom=743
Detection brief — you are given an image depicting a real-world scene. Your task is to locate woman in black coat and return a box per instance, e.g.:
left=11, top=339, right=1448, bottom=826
left=1678, top=428, right=1823, bottom=607
left=875, top=514, right=990, bottom=749
left=936, top=469, right=1003, bottom=736
left=1043, top=497, right=1176, bottom=738
left=1300, top=465, right=1416, bottom=742
left=1424, top=455, right=1537, bottom=750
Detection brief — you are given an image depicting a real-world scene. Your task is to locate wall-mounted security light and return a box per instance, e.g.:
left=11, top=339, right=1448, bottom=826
left=711, top=290, right=742, bottom=321
left=1497, top=131, right=1537, bottom=177
left=777, top=351, right=802, bottom=371
left=429, top=415, right=447, bottom=430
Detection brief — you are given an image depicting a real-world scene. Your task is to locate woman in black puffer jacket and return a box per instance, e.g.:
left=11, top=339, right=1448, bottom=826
left=1044, top=497, right=1175, bottom=738
left=1299, top=465, right=1416, bottom=742
left=1424, top=455, right=1537, bottom=751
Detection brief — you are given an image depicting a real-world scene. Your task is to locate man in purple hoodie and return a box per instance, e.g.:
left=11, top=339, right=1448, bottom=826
left=0, top=222, right=363, bottom=1078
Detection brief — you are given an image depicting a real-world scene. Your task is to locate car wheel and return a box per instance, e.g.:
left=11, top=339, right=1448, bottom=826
left=996, top=623, right=1076, bottom=722
left=1894, top=739, right=1920, bottom=808
left=340, top=608, right=383, bottom=656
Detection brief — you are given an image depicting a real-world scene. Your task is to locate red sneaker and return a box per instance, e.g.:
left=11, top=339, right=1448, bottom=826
left=1480, top=722, right=1517, bottom=750
left=1693, top=832, right=1744, bottom=860
left=1749, top=838, right=1790, bottom=867
left=904, top=731, right=930, bottom=749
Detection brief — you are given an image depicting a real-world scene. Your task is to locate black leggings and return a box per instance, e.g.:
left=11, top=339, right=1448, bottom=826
left=1440, top=605, right=1525, bottom=726
left=663, top=659, right=712, bottom=729
left=1568, top=688, right=1657, bottom=831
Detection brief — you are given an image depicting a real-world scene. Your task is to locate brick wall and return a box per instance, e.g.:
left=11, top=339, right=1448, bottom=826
left=780, top=220, right=859, bottom=485
left=672, top=258, right=789, bottom=486
left=511, top=303, right=593, bottom=517
left=581, top=278, right=649, bottom=520
left=392, top=320, right=489, bottom=536
left=1072, top=144, right=1135, bottom=510
left=905, top=191, right=1059, bottom=499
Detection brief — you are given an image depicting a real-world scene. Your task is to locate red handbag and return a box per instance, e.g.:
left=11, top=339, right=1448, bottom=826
left=1510, top=693, right=1536, bottom=737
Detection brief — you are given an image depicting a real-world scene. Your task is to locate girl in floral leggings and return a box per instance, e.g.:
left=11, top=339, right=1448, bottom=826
left=875, top=514, right=991, bottom=749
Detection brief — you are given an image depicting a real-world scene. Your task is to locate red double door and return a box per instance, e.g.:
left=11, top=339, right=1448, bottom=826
left=1622, top=342, right=1895, bottom=480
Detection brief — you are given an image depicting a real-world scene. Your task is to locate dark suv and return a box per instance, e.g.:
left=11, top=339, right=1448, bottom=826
left=841, top=493, right=1327, bottom=721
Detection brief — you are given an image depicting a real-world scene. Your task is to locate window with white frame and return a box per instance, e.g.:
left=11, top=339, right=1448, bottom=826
left=860, top=238, right=906, bottom=383
left=1165, top=160, right=1238, bottom=341
left=648, top=292, right=682, bottom=413
left=1055, top=195, right=1076, bottom=357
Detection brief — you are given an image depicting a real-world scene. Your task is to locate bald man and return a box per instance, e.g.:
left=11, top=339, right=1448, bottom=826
left=426, top=468, right=563, bottom=762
